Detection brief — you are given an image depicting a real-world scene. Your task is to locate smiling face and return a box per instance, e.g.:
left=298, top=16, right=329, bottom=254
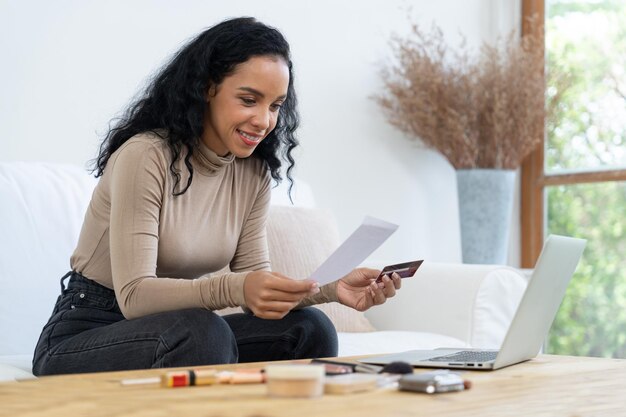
left=201, top=55, right=290, bottom=158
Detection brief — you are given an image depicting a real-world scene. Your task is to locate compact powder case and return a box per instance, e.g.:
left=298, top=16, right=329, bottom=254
left=264, top=364, right=325, bottom=398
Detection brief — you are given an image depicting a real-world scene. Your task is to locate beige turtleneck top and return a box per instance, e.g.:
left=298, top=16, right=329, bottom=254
left=70, top=132, right=337, bottom=320
left=71, top=132, right=267, bottom=319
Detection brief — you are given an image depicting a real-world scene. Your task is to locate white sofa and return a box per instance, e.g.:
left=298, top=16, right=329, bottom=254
left=0, top=162, right=528, bottom=381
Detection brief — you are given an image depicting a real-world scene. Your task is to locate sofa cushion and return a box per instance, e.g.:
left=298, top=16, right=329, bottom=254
left=364, top=262, right=527, bottom=348
left=266, top=206, right=375, bottom=332
left=0, top=162, right=97, bottom=357
left=0, top=362, right=35, bottom=382
left=0, top=354, right=33, bottom=377
left=471, top=267, right=528, bottom=348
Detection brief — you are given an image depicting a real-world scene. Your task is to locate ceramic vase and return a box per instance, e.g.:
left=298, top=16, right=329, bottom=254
left=456, top=169, right=515, bottom=264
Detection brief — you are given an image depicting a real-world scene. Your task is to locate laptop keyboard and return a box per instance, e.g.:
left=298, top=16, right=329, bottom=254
left=429, top=351, right=498, bottom=363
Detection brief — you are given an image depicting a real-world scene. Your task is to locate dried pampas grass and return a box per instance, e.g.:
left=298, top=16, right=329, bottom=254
left=375, top=19, right=562, bottom=169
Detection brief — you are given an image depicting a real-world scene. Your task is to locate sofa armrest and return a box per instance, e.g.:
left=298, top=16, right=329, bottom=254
left=363, top=261, right=527, bottom=349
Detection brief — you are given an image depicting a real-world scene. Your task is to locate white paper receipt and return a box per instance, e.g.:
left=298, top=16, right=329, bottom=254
left=309, top=216, right=399, bottom=286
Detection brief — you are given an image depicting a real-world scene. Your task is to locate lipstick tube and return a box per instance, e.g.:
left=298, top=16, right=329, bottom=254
left=161, top=369, right=218, bottom=387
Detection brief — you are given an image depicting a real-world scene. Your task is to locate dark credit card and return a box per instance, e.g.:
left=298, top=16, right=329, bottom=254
left=375, top=260, right=423, bottom=283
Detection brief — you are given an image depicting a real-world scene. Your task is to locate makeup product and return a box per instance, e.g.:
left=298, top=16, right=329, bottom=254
left=120, top=377, right=160, bottom=386
left=161, top=369, right=219, bottom=387
left=380, top=361, right=413, bottom=375
left=324, top=373, right=380, bottom=394
left=367, top=362, right=414, bottom=391
left=311, top=359, right=413, bottom=376
left=310, top=359, right=382, bottom=374
left=120, top=368, right=265, bottom=387
left=398, top=371, right=469, bottom=394
left=265, top=364, right=325, bottom=398
left=224, top=371, right=266, bottom=384
left=308, top=359, right=353, bottom=375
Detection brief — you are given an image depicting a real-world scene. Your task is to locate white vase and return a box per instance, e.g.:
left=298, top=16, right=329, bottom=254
left=456, top=169, right=516, bottom=264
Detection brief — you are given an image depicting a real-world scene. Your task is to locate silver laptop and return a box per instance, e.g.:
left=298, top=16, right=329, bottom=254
left=361, top=235, right=586, bottom=371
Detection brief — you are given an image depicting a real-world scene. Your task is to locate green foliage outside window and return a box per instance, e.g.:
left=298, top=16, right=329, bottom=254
left=546, top=0, right=626, bottom=358
left=548, top=182, right=626, bottom=357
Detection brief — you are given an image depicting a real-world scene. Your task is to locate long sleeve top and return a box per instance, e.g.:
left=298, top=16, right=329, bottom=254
left=71, top=132, right=273, bottom=319
left=72, top=132, right=337, bottom=319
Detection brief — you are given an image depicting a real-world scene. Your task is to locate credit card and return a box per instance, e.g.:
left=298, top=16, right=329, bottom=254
left=375, top=260, right=423, bottom=283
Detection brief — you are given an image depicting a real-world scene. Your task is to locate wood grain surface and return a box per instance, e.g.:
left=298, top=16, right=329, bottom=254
left=1, top=355, right=625, bottom=417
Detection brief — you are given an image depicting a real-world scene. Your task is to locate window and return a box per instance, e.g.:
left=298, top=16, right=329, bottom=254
left=522, top=0, right=626, bottom=358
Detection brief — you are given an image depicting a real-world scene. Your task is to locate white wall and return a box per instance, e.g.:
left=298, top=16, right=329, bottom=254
left=0, top=0, right=521, bottom=266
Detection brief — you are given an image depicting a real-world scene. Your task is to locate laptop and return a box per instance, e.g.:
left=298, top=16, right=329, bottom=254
left=360, top=234, right=586, bottom=371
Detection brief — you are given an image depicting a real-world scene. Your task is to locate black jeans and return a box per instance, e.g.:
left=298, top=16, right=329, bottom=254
left=32, top=272, right=338, bottom=376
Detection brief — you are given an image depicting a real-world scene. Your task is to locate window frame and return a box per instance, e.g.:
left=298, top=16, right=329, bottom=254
left=520, top=0, right=626, bottom=268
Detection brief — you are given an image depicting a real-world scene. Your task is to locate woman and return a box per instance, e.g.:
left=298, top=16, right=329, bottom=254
left=32, top=17, right=401, bottom=375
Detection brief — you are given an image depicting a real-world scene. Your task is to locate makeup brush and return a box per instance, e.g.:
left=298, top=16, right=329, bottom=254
left=379, top=361, right=413, bottom=375
left=321, top=361, right=414, bottom=393
left=376, top=361, right=414, bottom=390
left=310, top=359, right=413, bottom=375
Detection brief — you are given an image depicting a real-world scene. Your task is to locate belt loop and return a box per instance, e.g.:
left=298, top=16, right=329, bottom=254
left=60, top=271, right=73, bottom=293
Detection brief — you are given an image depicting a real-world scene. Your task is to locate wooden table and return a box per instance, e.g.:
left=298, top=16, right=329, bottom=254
left=1, top=355, right=625, bottom=417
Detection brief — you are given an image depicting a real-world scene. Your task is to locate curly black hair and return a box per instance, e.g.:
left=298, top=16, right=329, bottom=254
left=92, top=17, right=299, bottom=196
